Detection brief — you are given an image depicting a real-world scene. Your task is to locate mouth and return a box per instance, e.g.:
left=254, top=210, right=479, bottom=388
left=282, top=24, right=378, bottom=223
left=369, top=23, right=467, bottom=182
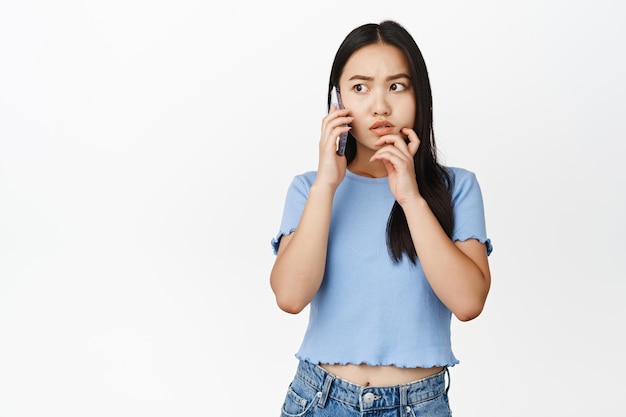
left=370, top=120, right=395, bottom=136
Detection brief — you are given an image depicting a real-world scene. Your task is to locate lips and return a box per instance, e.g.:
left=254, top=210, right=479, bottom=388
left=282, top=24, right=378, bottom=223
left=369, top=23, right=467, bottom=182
left=370, top=120, right=395, bottom=136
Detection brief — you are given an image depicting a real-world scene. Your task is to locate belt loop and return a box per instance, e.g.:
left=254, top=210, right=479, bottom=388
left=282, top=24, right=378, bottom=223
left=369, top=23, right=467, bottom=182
left=318, top=372, right=335, bottom=408
left=444, top=367, right=451, bottom=394
left=400, top=384, right=409, bottom=415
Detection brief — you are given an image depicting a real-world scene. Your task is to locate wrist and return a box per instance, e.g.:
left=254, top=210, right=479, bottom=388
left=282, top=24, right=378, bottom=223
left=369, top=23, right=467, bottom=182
left=310, top=180, right=339, bottom=195
left=399, top=194, right=428, bottom=211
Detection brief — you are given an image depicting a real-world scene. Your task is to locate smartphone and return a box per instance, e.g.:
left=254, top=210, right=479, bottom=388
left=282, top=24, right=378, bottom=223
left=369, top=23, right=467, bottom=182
left=330, top=86, right=349, bottom=156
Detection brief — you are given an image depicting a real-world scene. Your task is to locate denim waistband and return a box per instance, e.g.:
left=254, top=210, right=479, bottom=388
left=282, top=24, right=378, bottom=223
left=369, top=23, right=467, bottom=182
left=295, top=360, right=449, bottom=411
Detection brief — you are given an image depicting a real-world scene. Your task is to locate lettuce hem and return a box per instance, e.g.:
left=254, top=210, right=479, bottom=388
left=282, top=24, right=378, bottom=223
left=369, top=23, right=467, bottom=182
left=294, top=353, right=459, bottom=369
left=270, top=228, right=297, bottom=255
left=454, top=236, right=493, bottom=256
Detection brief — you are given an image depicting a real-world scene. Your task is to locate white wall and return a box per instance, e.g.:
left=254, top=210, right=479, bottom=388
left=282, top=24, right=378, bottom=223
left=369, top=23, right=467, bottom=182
left=1, top=1, right=624, bottom=415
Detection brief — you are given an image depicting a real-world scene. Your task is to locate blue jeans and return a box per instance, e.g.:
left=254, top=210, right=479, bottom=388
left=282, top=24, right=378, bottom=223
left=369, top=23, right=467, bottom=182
left=279, top=360, right=452, bottom=417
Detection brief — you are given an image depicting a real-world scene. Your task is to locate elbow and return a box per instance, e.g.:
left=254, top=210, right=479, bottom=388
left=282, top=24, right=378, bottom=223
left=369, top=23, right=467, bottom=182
left=275, top=295, right=307, bottom=315
left=270, top=271, right=315, bottom=315
left=271, top=283, right=309, bottom=314
left=454, top=305, right=483, bottom=322
left=271, top=280, right=308, bottom=314
left=453, top=298, right=487, bottom=322
left=454, top=275, right=491, bottom=322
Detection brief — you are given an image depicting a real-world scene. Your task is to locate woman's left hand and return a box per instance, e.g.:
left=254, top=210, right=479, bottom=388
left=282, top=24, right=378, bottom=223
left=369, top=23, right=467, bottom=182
left=369, top=127, right=422, bottom=205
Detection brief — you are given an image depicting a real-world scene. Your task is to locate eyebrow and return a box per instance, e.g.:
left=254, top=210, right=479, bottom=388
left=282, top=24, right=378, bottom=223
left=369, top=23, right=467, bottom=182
left=348, top=73, right=411, bottom=81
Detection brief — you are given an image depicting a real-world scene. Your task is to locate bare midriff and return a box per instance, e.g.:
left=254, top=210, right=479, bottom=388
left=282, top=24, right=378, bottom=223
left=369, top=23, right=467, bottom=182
left=320, top=363, right=444, bottom=387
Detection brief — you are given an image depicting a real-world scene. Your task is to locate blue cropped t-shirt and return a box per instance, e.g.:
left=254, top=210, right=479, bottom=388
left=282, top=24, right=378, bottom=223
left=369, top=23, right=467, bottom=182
left=271, top=167, right=492, bottom=368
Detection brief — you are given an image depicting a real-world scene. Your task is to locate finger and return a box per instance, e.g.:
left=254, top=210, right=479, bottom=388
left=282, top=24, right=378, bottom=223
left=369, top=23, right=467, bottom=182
left=333, top=115, right=353, bottom=127
left=374, top=135, right=403, bottom=148
left=322, top=126, right=351, bottom=152
left=322, top=113, right=352, bottom=136
left=322, top=107, right=350, bottom=125
left=323, top=116, right=353, bottom=136
left=326, top=107, right=351, bottom=120
left=374, top=135, right=412, bottom=155
left=373, top=136, right=412, bottom=162
left=381, top=158, right=395, bottom=175
left=333, top=125, right=352, bottom=141
left=401, top=128, right=420, bottom=156
left=370, top=146, right=408, bottom=166
left=371, top=143, right=403, bottom=158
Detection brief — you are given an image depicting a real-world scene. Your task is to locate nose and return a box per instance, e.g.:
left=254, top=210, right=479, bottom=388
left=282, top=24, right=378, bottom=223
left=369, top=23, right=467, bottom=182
left=372, top=91, right=390, bottom=116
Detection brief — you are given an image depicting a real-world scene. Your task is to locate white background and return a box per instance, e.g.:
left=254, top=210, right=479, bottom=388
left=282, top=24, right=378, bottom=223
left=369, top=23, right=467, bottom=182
left=1, top=0, right=624, bottom=415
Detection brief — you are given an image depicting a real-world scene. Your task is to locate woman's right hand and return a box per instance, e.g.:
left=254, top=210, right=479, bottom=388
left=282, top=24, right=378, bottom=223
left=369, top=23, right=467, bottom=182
left=315, top=105, right=352, bottom=189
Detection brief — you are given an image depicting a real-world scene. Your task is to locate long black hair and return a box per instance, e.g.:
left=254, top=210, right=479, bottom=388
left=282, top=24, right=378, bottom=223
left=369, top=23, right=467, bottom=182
left=327, top=20, right=454, bottom=264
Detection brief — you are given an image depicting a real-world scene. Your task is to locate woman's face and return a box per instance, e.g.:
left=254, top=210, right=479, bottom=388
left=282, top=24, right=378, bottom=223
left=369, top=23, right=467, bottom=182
left=338, top=43, right=416, bottom=154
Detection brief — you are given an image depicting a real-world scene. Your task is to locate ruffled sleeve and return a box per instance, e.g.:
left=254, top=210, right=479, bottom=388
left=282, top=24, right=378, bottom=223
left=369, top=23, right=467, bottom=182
left=449, top=168, right=493, bottom=255
left=270, top=172, right=315, bottom=255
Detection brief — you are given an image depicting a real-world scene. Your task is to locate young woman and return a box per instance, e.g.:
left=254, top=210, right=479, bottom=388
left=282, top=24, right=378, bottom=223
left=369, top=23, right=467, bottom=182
left=270, top=20, right=492, bottom=417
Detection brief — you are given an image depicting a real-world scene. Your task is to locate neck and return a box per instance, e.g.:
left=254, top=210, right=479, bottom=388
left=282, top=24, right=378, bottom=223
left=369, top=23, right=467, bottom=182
left=348, top=152, right=388, bottom=178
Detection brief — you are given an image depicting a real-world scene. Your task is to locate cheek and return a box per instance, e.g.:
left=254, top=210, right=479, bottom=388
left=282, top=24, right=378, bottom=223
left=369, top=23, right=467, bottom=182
left=347, top=119, right=371, bottom=143
left=400, top=103, right=416, bottom=126
left=349, top=113, right=370, bottom=134
left=344, top=102, right=367, bottom=125
left=343, top=97, right=362, bottom=114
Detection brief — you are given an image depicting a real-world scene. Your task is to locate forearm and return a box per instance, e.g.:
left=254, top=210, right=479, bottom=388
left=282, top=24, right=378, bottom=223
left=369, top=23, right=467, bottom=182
left=270, top=182, right=336, bottom=314
left=402, top=197, right=490, bottom=321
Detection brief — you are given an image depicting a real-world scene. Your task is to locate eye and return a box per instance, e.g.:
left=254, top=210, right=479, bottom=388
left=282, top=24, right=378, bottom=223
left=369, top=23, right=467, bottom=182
left=390, top=83, right=408, bottom=92
left=353, top=84, right=369, bottom=93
